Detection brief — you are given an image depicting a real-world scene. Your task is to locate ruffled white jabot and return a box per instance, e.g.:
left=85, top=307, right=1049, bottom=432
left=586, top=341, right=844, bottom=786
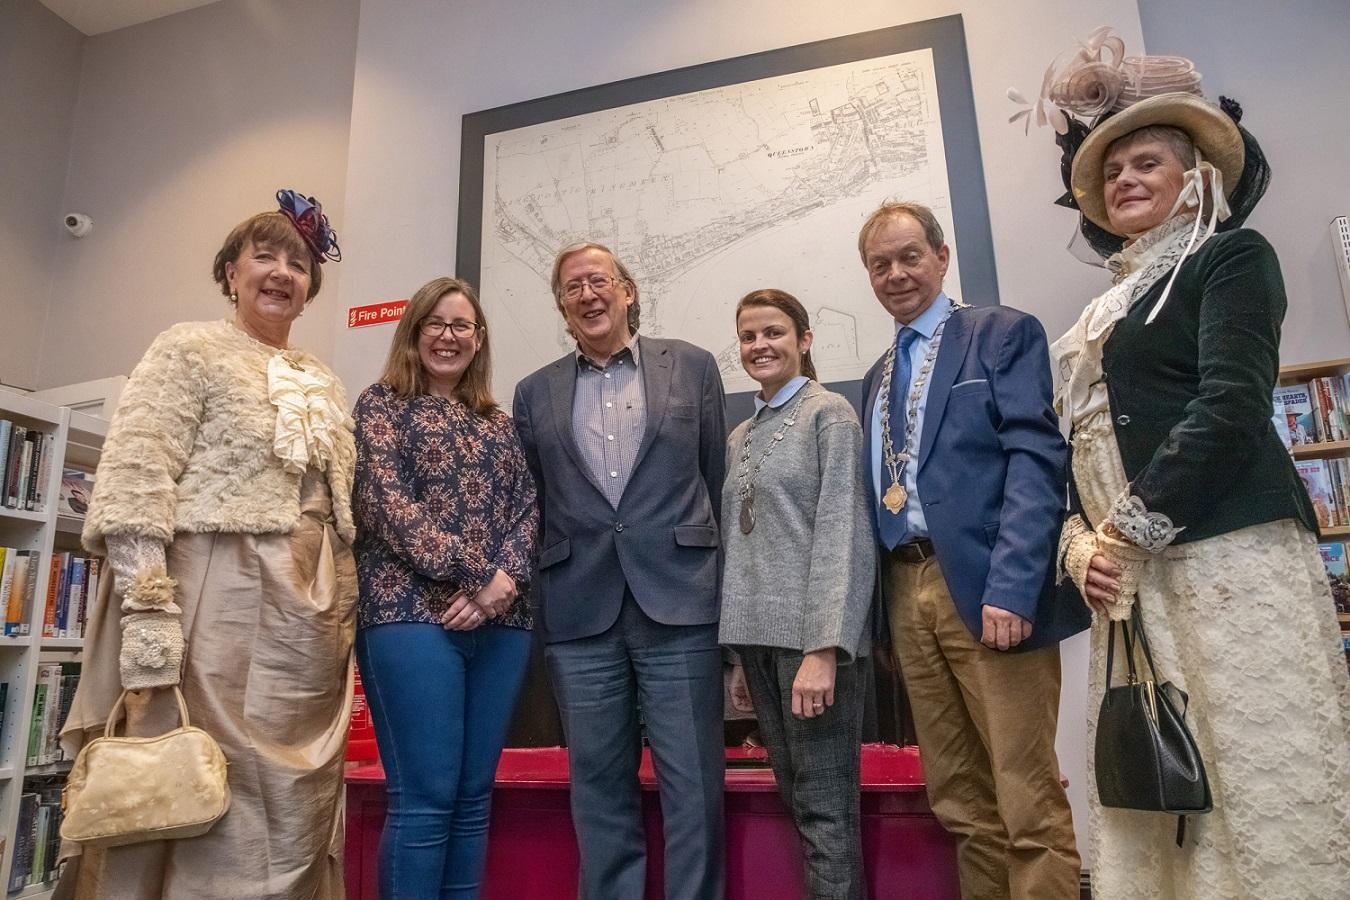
left=267, top=353, right=346, bottom=475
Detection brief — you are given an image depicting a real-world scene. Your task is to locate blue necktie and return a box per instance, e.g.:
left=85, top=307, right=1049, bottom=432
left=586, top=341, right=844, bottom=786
left=880, top=327, right=919, bottom=549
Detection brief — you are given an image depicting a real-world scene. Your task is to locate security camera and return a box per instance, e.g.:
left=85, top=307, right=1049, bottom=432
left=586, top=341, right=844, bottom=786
left=63, top=213, right=93, bottom=238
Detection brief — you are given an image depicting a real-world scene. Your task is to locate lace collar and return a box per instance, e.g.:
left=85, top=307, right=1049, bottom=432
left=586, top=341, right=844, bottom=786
left=1105, top=213, right=1197, bottom=283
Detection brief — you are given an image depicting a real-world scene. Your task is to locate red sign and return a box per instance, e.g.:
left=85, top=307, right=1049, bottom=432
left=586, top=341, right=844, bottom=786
left=347, top=299, right=408, bottom=329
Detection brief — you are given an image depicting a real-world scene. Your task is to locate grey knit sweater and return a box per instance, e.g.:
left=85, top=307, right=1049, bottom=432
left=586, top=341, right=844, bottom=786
left=717, top=382, right=876, bottom=661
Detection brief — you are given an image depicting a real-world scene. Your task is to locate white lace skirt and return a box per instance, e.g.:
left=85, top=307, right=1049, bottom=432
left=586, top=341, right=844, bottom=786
left=1073, top=410, right=1350, bottom=899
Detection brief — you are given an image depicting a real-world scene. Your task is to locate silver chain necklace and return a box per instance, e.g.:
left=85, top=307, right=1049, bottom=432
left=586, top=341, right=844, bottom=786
left=878, top=301, right=965, bottom=516
left=736, top=386, right=811, bottom=534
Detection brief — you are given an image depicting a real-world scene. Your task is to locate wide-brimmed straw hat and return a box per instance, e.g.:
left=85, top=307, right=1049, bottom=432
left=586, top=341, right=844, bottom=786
left=1070, top=92, right=1244, bottom=235
left=1011, top=26, right=1270, bottom=259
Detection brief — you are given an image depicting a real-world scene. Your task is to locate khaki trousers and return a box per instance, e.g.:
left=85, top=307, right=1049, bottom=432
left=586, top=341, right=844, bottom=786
left=883, top=554, right=1079, bottom=900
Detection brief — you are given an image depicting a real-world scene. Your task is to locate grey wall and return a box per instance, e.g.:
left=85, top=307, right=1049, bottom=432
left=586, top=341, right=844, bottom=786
left=0, top=0, right=84, bottom=390
left=35, top=0, right=360, bottom=388
left=1140, top=0, right=1350, bottom=361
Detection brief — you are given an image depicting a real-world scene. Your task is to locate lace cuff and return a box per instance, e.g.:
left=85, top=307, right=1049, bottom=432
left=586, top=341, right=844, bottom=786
left=1107, top=492, right=1182, bottom=553
left=1094, top=524, right=1152, bottom=621
left=1059, top=515, right=1096, bottom=596
left=1058, top=515, right=1090, bottom=583
left=106, top=534, right=181, bottom=614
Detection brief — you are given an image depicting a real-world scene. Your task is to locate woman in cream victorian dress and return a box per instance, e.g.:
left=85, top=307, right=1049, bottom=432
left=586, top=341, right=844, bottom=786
left=1044, top=85, right=1350, bottom=898
left=58, top=201, right=357, bottom=900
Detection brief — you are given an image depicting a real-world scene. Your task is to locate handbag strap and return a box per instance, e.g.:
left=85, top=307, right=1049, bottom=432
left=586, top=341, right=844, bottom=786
left=1104, top=614, right=1142, bottom=687
left=104, top=686, right=192, bottom=738
left=1129, top=604, right=1164, bottom=685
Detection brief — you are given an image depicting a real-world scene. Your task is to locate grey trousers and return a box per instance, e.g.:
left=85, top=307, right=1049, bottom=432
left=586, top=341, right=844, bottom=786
left=739, top=646, right=866, bottom=900
left=545, top=592, right=725, bottom=900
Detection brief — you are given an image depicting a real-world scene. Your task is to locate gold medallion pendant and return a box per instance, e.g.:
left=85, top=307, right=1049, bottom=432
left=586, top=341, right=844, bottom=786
left=882, top=482, right=907, bottom=515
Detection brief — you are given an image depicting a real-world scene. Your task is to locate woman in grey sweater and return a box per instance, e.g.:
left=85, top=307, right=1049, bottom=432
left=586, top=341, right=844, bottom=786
left=719, top=289, right=876, bottom=899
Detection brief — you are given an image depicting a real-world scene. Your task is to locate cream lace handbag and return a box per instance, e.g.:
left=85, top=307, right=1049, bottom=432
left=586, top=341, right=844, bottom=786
left=60, top=687, right=230, bottom=848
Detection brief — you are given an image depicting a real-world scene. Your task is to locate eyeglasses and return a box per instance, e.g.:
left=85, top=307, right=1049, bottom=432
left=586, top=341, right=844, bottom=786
left=560, top=274, right=626, bottom=301
left=419, top=318, right=482, bottom=338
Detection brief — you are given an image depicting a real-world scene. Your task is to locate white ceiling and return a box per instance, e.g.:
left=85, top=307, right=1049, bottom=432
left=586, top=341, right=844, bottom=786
left=40, top=0, right=222, bottom=36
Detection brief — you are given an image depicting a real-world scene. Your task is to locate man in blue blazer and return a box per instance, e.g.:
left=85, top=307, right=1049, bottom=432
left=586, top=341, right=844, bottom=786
left=858, top=202, right=1086, bottom=899
left=513, top=241, right=727, bottom=900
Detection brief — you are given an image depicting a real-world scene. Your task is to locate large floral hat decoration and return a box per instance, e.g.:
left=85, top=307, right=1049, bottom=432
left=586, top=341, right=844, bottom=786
left=276, top=189, right=342, bottom=263
left=1009, top=26, right=1268, bottom=260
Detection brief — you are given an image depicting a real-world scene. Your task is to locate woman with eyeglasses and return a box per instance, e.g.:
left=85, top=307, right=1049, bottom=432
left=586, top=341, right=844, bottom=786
left=352, top=276, right=538, bottom=899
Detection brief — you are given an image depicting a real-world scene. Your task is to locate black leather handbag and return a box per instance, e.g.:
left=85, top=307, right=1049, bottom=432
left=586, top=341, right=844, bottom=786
left=1095, top=605, right=1212, bottom=844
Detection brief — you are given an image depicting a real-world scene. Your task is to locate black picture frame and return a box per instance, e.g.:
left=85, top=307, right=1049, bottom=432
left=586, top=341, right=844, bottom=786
left=457, top=13, right=997, bottom=339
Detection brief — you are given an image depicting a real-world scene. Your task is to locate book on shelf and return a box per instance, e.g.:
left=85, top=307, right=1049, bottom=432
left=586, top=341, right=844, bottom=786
left=1295, top=459, right=1342, bottom=528
left=2, top=548, right=35, bottom=637
left=1270, top=395, right=1292, bottom=448
left=10, top=785, right=63, bottom=889
left=0, top=421, right=9, bottom=498
left=4, top=424, right=26, bottom=509
left=24, top=682, right=45, bottom=768
left=1320, top=542, right=1350, bottom=619
left=38, top=664, right=61, bottom=767
left=24, top=662, right=80, bottom=768
left=1276, top=376, right=1350, bottom=446
left=57, top=469, right=93, bottom=518
left=1274, top=383, right=1319, bottom=446
left=8, top=792, right=37, bottom=892
left=0, top=421, right=55, bottom=512
left=41, top=552, right=97, bottom=639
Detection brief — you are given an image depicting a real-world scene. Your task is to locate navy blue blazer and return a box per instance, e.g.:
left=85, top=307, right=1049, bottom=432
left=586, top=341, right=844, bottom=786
left=862, top=304, right=1090, bottom=651
left=513, top=336, right=727, bottom=644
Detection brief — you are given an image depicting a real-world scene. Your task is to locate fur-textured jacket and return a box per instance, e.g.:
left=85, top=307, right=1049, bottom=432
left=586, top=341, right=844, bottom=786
left=83, top=319, right=356, bottom=554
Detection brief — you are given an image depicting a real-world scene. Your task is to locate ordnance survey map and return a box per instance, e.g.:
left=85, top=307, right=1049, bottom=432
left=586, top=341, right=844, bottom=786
left=479, top=47, right=964, bottom=395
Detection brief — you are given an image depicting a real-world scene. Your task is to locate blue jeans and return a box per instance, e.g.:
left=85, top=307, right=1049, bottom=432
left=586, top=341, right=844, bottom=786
left=356, top=622, right=532, bottom=900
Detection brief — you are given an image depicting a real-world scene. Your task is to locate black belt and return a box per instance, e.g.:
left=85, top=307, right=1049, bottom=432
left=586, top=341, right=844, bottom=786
left=890, top=538, right=935, bottom=564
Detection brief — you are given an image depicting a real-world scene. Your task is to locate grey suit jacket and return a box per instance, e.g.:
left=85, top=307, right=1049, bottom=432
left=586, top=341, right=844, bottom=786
left=513, top=336, right=728, bottom=643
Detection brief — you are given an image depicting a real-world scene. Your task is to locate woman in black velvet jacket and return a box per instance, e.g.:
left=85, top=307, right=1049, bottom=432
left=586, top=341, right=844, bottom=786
left=1046, top=86, right=1350, bottom=897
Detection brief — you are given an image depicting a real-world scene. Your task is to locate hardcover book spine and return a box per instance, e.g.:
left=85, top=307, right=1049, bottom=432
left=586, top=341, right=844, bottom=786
left=5, top=551, right=30, bottom=637
left=19, top=550, right=38, bottom=636
left=23, top=431, right=42, bottom=511
left=0, top=420, right=11, bottom=500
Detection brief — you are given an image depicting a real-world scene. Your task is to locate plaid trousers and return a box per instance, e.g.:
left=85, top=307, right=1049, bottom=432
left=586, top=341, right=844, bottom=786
left=739, top=646, right=866, bottom=900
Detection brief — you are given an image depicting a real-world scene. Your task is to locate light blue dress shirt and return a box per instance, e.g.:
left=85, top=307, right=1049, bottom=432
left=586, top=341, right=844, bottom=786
left=753, top=374, right=810, bottom=414
left=870, top=292, right=952, bottom=539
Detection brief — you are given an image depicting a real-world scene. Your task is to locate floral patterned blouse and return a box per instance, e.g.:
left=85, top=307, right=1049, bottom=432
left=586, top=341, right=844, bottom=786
left=353, top=383, right=537, bottom=630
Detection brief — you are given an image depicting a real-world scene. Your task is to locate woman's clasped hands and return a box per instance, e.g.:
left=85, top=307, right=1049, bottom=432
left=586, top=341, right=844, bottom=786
left=440, top=569, right=517, bottom=630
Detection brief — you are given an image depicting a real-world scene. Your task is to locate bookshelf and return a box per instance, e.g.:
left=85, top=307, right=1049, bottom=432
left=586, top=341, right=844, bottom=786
left=0, top=396, right=106, bottom=898
left=1278, top=358, right=1350, bottom=663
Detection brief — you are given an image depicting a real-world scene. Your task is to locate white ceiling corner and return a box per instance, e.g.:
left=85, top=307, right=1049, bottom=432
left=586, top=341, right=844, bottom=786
left=39, top=0, right=224, bottom=36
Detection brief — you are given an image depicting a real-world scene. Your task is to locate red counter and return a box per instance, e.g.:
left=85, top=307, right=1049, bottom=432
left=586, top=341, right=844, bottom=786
left=345, top=743, right=959, bottom=899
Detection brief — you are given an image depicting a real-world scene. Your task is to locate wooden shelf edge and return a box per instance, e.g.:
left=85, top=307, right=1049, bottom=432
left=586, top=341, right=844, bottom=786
left=1320, top=525, right=1350, bottom=539
left=1291, top=440, right=1350, bottom=460
left=1279, top=357, right=1350, bottom=382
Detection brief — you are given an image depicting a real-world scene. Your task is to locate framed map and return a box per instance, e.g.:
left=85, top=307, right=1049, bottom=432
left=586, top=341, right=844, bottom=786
left=458, top=15, right=995, bottom=401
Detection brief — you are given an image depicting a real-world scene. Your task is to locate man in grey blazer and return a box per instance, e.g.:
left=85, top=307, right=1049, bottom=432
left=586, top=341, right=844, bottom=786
left=512, top=241, right=727, bottom=900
